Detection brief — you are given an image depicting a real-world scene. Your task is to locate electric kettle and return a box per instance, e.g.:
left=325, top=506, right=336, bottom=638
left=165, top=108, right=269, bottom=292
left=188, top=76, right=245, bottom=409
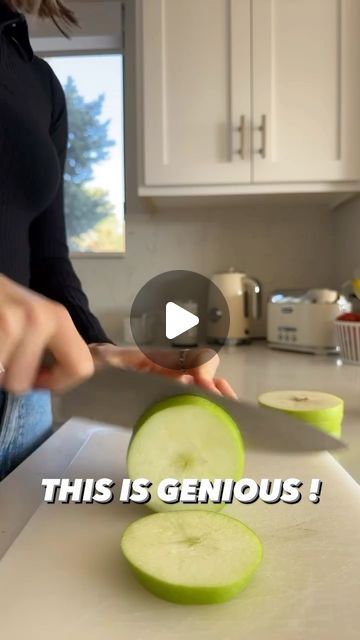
left=207, top=269, right=261, bottom=344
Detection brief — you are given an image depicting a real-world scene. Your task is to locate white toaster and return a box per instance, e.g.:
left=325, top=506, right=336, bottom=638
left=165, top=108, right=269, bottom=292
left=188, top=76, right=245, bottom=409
left=267, top=289, right=352, bottom=354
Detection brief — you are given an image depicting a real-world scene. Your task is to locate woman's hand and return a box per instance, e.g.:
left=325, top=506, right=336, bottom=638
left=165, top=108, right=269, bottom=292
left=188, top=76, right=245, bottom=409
left=0, top=275, right=94, bottom=393
left=88, top=343, right=237, bottom=399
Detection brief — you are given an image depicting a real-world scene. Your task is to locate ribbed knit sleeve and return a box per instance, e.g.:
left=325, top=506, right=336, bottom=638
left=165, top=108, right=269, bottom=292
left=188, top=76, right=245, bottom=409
left=29, top=64, right=112, bottom=345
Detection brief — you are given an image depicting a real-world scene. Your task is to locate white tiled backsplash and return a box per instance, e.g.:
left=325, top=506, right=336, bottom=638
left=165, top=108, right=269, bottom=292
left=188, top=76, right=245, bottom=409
left=333, top=196, right=360, bottom=290
left=72, top=203, right=336, bottom=342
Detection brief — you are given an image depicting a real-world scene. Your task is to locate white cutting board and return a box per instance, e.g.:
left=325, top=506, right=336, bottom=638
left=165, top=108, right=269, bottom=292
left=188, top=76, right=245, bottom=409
left=0, top=425, right=359, bottom=640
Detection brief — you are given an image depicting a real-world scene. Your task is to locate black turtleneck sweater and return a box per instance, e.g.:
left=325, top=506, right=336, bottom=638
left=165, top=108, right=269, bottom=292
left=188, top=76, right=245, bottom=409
left=0, top=4, right=111, bottom=344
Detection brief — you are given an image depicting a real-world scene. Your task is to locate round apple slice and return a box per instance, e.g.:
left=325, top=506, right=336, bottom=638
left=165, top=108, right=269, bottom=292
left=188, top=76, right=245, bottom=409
left=121, top=511, right=262, bottom=604
left=127, top=395, right=244, bottom=512
left=258, top=390, right=344, bottom=438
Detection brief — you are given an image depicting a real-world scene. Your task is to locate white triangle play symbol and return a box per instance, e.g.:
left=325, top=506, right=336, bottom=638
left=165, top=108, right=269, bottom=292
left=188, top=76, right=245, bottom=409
left=166, top=302, right=199, bottom=340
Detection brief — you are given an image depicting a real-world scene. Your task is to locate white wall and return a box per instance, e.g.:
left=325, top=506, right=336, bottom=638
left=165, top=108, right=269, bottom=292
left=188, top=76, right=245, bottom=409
left=72, top=204, right=335, bottom=342
left=28, top=1, right=122, bottom=37
left=333, top=196, right=360, bottom=288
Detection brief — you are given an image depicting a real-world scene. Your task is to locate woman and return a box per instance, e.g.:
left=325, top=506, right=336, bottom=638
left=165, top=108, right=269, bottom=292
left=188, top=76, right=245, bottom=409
left=0, top=0, right=234, bottom=480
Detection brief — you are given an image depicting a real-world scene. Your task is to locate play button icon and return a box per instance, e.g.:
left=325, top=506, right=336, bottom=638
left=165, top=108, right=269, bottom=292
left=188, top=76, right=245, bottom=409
left=130, top=270, right=229, bottom=370
left=165, top=302, right=200, bottom=340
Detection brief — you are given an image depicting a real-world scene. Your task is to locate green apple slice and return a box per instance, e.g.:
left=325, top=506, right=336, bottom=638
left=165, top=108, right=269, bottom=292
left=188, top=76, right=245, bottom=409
left=127, top=395, right=244, bottom=512
left=258, top=390, right=344, bottom=438
left=121, top=511, right=262, bottom=604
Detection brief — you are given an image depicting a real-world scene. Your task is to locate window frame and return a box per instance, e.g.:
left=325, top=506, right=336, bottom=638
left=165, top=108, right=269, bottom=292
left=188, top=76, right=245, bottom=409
left=30, top=5, right=126, bottom=258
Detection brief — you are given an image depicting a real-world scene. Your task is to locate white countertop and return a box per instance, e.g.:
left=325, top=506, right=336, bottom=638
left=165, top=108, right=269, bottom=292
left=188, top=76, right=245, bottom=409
left=1, top=341, right=359, bottom=558
left=1, top=343, right=360, bottom=639
left=217, top=342, right=360, bottom=482
left=1, top=421, right=360, bottom=640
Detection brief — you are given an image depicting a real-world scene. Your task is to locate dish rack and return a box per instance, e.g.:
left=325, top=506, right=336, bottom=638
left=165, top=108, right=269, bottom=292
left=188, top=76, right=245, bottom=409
left=335, top=321, right=360, bottom=364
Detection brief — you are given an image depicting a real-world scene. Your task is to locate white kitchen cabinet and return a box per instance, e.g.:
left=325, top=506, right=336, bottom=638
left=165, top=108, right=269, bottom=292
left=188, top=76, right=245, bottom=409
left=136, top=0, right=360, bottom=194
left=252, top=0, right=360, bottom=183
left=139, top=0, right=251, bottom=186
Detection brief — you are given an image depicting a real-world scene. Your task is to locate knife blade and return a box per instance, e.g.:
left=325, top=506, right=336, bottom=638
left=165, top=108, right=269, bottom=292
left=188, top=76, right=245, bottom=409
left=55, top=366, right=346, bottom=453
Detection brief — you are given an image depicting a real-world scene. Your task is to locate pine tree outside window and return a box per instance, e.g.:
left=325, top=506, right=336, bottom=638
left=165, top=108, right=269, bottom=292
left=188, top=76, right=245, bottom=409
left=46, top=54, right=125, bottom=254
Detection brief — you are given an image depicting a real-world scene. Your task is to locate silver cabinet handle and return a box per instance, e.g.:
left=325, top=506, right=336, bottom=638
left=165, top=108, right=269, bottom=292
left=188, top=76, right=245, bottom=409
left=237, top=115, right=246, bottom=159
left=257, top=114, right=266, bottom=158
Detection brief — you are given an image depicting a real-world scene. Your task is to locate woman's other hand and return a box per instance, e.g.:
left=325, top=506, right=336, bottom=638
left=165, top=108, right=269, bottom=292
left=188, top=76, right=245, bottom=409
left=88, top=343, right=237, bottom=399
left=0, top=275, right=94, bottom=393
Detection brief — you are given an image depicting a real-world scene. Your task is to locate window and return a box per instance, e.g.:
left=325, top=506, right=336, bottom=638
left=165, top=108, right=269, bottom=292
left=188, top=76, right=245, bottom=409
left=46, top=54, right=125, bottom=254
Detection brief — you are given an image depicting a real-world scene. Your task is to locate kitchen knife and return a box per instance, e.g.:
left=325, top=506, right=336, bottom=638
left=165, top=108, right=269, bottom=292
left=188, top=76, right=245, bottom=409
left=56, top=366, right=347, bottom=453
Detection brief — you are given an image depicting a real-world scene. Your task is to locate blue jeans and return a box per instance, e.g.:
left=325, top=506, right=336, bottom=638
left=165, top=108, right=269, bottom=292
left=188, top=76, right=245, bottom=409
left=0, top=389, right=53, bottom=481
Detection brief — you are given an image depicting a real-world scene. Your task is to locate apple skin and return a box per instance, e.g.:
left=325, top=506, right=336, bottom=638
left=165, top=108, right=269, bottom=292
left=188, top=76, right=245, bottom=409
left=127, top=562, right=257, bottom=605
left=129, top=394, right=244, bottom=451
left=127, top=394, right=245, bottom=512
left=121, top=512, right=263, bottom=605
left=258, top=391, right=344, bottom=438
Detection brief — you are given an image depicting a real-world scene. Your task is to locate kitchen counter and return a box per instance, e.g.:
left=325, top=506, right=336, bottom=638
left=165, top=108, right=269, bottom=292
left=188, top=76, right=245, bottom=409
left=0, top=343, right=360, bottom=639
left=1, top=424, right=360, bottom=639
left=1, top=341, right=359, bottom=562
left=216, top=342, right=360, bottom=483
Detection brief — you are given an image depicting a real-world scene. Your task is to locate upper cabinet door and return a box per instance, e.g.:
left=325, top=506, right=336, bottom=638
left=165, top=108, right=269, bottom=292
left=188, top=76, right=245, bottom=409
left=139, top=0, right=251, bottom=186
left=252, top=0, right=360, bottom=183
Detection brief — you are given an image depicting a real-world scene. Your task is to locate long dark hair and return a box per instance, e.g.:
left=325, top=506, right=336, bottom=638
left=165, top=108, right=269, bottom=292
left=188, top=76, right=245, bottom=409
left=6, top=1, right=78, bottom=32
